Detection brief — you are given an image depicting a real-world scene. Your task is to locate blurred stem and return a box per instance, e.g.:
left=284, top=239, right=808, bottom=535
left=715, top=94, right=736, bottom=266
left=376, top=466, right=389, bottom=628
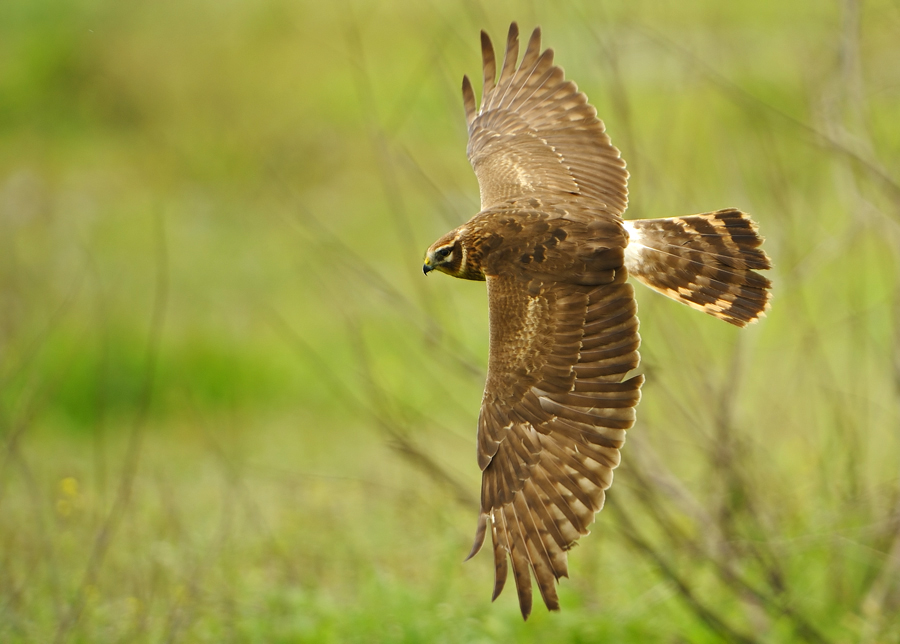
left=608, top=496, right=761, bottom=644
left=624, top=442, right=832, bottom=644
left=342, top=7, right=440, bottom=321
left=638, top=25, right=900, bottom=215
left=54, top=209, right=169, bottom=643
left=266, top=168, right=485, bottom=379
left=266, top=306, right=478, bottom=511
left=859, top=277, right=900, bottom=635
left=346, top=317, right=479, bottom=511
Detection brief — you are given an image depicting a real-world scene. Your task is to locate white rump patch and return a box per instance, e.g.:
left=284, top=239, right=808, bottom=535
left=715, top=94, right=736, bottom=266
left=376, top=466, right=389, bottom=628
left=623, top=220, right=646, bottom=272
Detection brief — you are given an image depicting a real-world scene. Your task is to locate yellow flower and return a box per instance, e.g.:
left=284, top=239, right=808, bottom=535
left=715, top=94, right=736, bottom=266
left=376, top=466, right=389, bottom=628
left=59, top=477, right=79, bottom=497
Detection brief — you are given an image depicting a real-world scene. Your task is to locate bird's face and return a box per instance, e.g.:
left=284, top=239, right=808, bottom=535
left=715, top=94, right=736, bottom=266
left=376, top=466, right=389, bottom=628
left=423, top=231, right=464, bottom=277
left=424, top=227, right=488, bottom=281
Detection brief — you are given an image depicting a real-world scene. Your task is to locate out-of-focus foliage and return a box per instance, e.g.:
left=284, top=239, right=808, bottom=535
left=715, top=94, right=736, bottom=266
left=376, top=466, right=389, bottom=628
left=2, top=0, right=900, bottom=641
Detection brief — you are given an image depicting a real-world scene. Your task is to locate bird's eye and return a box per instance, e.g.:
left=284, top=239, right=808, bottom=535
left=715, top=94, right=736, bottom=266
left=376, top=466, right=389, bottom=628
left=436, top=247, right=453, bottom=259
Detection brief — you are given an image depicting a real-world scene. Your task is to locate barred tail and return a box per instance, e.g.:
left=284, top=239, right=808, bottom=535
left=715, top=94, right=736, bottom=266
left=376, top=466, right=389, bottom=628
left=623, top=209, right=772, bottom=327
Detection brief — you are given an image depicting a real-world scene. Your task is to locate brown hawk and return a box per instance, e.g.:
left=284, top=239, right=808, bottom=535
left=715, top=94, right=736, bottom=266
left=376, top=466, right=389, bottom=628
left=423, top=23, right=771, bottom=619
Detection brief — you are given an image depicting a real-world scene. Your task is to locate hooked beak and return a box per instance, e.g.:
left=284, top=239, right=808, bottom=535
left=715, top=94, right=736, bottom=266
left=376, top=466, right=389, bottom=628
left=423, top=263, right=434, bottom=275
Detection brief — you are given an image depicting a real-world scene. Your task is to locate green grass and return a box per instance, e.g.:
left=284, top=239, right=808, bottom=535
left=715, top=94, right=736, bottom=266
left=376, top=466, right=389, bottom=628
left=2, top=0, right=900, bottom=641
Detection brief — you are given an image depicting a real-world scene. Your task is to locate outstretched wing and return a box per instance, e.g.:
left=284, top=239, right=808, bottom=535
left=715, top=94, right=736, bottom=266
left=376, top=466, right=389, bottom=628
left=468, top=264, right=642, bottom=619
left=462, top=23, right=628, bottom=215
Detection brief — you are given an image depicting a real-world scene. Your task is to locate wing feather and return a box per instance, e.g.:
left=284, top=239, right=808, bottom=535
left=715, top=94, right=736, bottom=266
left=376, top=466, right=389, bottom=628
left=471, top=265, right=641, bottom=618
left=481, top=30, right=497, bottom=99
left=514, top=493, right=560, bottom=610
left=464, top=23, right=628, bottom=214
left=491, top=510, right=510, bottom=600
left=491, top=24, right=520, bottom=111
left=462, top=75, right=477, bottom=127
left=523, top=477, right=569, bottom=557
left=502, top=505, right=533, bottom=618
left=531, top=467, right=582, bottom=548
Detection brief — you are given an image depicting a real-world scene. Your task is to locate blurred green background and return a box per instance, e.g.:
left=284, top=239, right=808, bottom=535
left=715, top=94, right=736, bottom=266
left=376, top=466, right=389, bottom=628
left=2, top=0, right=900, bottom=641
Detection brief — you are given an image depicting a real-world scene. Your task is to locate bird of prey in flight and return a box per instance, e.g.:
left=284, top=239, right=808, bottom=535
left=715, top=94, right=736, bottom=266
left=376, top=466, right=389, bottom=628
left=422, top=23, right=771, bottom=619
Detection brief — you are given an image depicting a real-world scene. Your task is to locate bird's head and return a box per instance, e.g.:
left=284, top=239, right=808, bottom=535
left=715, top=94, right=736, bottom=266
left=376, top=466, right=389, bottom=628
left=423, top=230, right=464, bottom=277
left=423, top=227, right=485, bottom=281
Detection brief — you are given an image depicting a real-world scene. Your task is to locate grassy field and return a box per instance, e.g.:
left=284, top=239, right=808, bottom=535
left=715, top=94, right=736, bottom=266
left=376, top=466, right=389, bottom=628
left=2, top=0, right=900, bottom=641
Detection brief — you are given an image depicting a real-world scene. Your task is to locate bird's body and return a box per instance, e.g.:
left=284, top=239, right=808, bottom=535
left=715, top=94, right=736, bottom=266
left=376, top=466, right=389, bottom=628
left=423, top=23, right=771, bottom=619
left=429, top=195, right=626, bottom=283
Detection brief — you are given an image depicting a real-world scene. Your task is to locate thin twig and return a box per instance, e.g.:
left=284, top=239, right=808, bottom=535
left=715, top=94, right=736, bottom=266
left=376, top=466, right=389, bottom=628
left=54, top=210, right=169, bottom=643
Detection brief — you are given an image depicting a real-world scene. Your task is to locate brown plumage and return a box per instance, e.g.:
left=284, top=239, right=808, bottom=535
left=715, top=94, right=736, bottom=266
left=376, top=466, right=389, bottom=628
left=423, top=23, right=771, bottom=619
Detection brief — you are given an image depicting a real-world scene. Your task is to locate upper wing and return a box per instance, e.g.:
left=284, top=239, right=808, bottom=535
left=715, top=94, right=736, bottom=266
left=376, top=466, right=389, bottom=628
left=467, top=265, right=642, bottom=619
left=462, top=23, right=629, bottom=215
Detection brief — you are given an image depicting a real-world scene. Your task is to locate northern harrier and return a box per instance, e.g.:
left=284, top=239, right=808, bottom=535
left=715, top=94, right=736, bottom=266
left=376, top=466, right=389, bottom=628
left=423, top=23, right=771, bottom=619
